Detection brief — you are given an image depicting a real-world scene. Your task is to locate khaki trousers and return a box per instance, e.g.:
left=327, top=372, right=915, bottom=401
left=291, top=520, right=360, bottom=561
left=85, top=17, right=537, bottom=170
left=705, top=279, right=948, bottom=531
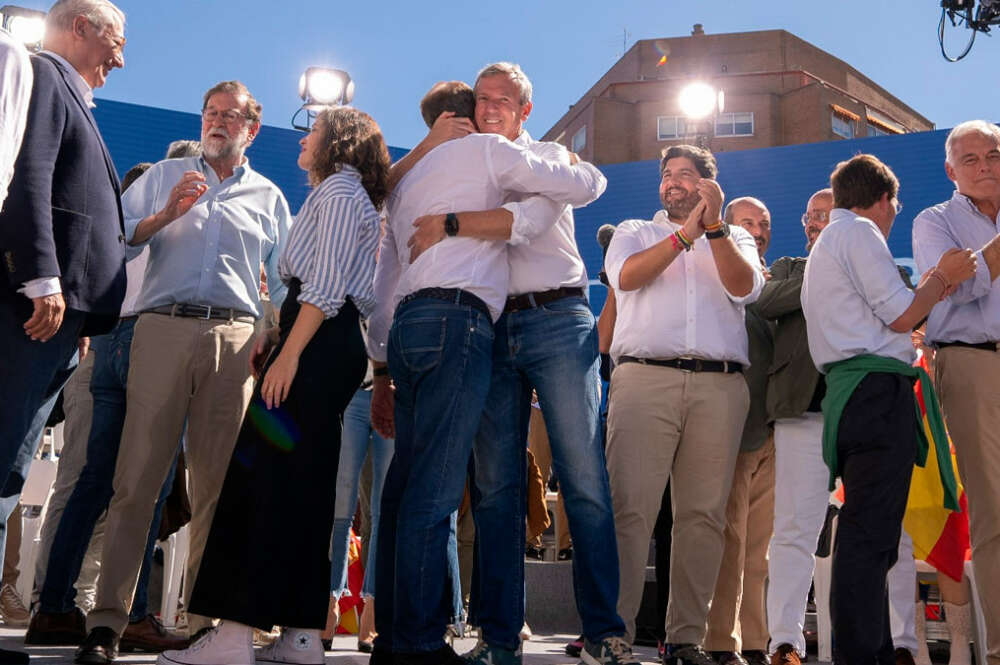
left=32, top=351, right=104, bottom=610
left=935, top=347, right=1000, bottom=664
left=607, top=362, right=748, bottom=646
left=88, top=313, right=255, bottom=635
left=527, top=407, right=570, bottom=550
left=704, top=435, right=775, bottom=652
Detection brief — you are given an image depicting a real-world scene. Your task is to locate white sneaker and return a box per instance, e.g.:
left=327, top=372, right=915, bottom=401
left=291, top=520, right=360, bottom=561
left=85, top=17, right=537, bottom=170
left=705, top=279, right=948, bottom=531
left=158, top=622, right=254, bottom=665
left=255, top=628, right=324, bottom=665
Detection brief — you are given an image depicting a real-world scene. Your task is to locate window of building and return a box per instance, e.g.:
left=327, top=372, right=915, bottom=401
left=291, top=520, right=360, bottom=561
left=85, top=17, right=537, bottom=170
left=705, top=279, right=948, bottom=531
left=657, top=115, right=693, bottom=140
left=867, top=123, right=890, bottom=137
left=831, top=113, right=855, bottom=139
left=571, top=126, right=586, bottom=152
left=715, top=112, right=754, bottom=137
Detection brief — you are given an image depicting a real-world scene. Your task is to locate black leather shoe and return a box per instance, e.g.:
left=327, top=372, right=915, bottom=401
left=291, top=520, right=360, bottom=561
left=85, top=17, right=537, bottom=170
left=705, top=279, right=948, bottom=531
left=74, top=627, right=119, bottom=665
left=711, top=652, right=749, bottom=665
left=742, top=651, right=769, bottom=665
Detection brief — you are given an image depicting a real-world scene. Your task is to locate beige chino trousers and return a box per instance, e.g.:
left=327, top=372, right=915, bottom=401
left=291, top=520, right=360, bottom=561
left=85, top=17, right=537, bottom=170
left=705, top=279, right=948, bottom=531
left=607, top=362, right=748, bottom=646
left=935, top=347, right=1000, bottom=665
left=87, top=313, right=255, bottom=635
left=704, top=435, right=775, bottom=652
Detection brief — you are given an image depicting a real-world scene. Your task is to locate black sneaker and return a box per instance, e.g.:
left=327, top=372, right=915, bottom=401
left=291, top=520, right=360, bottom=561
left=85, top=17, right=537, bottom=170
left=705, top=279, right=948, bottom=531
left=565, top=636, right=584, bottom=657
left=557, top=547, right=573, bottom=561
left=664, top=644, right=716, bottom=665
left=395, top=645, right=465, bottom=665
left=710, top=652, right=748, bottom=665
left=525, top=545, right=545, bottom=560
left=741, top=650, right=769, bottom=665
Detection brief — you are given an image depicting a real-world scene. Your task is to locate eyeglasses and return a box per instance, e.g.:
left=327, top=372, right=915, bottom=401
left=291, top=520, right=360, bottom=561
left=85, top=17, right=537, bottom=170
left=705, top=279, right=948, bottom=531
left=89, top=20, right=126, bottom=49
left=202, top=109, right=249, bottom=124
left=801, top=210, right=830, bottom=226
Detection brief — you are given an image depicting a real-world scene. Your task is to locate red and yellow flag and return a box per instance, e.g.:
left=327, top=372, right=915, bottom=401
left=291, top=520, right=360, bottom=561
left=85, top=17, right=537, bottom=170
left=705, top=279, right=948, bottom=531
left=904, top=355, right=970, bottom=582
left=336, top=529, right=367, bottom=634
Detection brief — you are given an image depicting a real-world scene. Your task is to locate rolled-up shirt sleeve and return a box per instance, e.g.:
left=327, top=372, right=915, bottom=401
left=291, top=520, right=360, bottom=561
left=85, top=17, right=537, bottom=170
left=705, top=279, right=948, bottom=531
left=122, top=165, right=162, bottom=248
left=725, top=225, right=765, bottom=305
left=366, top=220, right=401, bottom=363
left=502, top=196, right=566, bottom=246
left=604, top=221, right=645, bottom=291
left=913, top=208, right=992, bottom=306
left=264, top=194, right=292, bottom=309
left=485, top=136, right=607, bottom=208
left=845, top=221, right=914, bottom=326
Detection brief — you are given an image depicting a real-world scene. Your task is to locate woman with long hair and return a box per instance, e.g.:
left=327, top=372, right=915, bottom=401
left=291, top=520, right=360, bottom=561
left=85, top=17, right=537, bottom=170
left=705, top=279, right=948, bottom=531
left=158, top=106, right=391, bottom=665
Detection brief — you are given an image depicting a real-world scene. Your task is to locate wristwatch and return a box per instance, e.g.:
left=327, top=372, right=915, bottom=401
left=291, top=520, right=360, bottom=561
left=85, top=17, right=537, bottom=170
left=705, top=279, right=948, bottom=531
left=444, top=212, right=460, bottom=237
left=705, top=221, right=730, bottom=240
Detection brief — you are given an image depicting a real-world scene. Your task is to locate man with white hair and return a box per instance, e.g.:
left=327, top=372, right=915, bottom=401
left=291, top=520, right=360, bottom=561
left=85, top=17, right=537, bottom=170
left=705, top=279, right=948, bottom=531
left=912, top=119, right=1000, bottom=664
left=0, top=0, right=126, bottom=644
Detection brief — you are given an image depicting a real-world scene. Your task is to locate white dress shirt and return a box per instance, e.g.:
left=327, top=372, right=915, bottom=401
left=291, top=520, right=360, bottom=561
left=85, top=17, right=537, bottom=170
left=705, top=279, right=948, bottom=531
left=18, top=50, right=95, bottom=300
left=802, top=208, right=915, bottom=372
left=120, top=248, right=149, bottom=318
left=912, top=190, right=1000, bottom=345
left=605, top=210, right=764, bottom=366
left=366, top=132, right=606, bottom=362
left=502, top=131, right=602, bottom=295
left=0, top=29, right=31, bottom=211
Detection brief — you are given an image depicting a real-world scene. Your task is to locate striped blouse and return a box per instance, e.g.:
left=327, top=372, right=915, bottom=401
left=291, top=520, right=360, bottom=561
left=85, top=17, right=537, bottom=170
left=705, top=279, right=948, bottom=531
left=279, top=165, right=380, bottom=318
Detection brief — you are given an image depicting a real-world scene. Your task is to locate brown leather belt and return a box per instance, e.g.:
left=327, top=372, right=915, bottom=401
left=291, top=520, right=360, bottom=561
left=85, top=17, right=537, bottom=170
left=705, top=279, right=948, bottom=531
left=504, top=287, right=585, bottom=313
left=619, top=355, right=743, bottom=374
left=145, top=304, right=255, bottom=323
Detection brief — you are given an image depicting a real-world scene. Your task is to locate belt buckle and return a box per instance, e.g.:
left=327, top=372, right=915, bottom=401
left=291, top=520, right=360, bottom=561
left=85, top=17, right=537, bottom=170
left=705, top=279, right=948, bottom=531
left=200, top=305, right=213, bottom=320
left=635, top=357, right=647, bottom=365
left=694, top=359, right=704, bottom=372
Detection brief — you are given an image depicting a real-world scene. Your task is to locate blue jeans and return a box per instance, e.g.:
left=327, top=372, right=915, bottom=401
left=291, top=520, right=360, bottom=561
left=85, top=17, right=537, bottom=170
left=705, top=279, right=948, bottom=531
left=0, top=301, right=85, bottom=570
left=373, top=296, right=494, bottom=654
left=39, top=317, right=178, bottom=620
left=469, top=296, right=625, bottom=648
left=329, top=389, right=394, bottom=598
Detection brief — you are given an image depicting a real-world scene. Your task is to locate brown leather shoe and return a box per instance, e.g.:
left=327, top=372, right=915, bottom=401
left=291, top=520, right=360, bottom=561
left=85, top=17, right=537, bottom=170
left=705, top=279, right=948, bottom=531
left=894, top=648, right=916, bottom=665
left=119, top=615, right=188, bottom=653
left=770, top=644, right=802, bottom=665
left=24, top=607, right=87, bottom=645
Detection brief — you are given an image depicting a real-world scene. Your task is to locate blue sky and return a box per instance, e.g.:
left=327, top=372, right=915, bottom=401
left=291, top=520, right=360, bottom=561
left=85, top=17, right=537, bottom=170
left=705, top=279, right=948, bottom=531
left=14, top=0, right=999, bottom=148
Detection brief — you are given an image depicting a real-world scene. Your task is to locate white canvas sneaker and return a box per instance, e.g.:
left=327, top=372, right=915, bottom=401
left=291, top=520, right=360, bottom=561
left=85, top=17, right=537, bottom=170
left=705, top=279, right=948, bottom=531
left=157, top=622, right=254, bottom=665
left=255, top=628, right=324, bottom=665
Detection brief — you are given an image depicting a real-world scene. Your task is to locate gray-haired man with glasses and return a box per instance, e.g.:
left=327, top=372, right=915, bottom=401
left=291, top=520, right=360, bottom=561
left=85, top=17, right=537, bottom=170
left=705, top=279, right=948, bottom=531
left=75, top=80, right=291, bottom=665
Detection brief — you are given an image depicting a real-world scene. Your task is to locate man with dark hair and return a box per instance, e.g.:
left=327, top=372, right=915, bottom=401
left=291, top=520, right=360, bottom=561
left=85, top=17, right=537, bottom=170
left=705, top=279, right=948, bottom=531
left=912, top=120, right=1000, bottom=663
left=75, top=82, right=292, bottom=665
left=604, top=145, right=764, bottom=665
left=802, top=154, right=976, bottom=664
left=367, top=80, right=606, bottom=665
left=419, top=81, right=475, bottom=128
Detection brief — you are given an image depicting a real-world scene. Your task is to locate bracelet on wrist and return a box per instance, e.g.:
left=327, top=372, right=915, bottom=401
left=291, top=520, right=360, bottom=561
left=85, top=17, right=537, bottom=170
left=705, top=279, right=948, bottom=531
left=373, top=366, right=390, bottom=377
left=674, top=228, right=693, bottom=251
left=703, top=221, right=723, bottom=232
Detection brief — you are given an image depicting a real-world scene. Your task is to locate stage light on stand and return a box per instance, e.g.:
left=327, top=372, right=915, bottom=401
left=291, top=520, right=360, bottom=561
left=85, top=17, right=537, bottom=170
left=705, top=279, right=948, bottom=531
left=292, top=67, right=354, bottom=131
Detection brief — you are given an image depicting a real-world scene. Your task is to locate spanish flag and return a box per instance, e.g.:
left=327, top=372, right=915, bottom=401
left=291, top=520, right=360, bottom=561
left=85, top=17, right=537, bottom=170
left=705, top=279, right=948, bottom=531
left=903, top=354, right=971, bottom=582
left=336, top=529, right=367, bottom=634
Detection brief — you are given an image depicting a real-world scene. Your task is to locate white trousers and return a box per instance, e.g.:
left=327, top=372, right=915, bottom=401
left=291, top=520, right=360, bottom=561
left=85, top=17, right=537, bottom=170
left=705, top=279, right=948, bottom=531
left=766, top=413, right=829, bottom=655
left=888, top=530, right=918, bottom=653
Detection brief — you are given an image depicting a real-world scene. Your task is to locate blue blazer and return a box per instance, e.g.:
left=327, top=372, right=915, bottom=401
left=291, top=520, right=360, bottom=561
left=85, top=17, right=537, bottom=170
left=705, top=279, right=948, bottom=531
left=0, top=52, right=125, bottom=335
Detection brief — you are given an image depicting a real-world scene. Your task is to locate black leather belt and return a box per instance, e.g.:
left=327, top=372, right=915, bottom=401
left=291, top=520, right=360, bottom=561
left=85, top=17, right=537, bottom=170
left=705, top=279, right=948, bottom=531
left=504, top=287, right=585, bottom=313
left=146, top=304, right=255, bottom=322
left=619, top=355, right=743, bottom=373
left=937, top=340, right=998, bottom=352
left=399, top=288, right=490, bottom=317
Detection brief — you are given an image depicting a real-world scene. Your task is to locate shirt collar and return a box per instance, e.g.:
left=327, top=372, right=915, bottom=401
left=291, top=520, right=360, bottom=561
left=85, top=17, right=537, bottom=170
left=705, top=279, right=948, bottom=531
left=40, top=50, right=95, bottom=108
left=653, top=209, right=681, bottom=226
left=197, top=155, right=253, bottom=185
left=951, top=189, right=999, bottom=223
left=513, top=129, right=533, bottom=147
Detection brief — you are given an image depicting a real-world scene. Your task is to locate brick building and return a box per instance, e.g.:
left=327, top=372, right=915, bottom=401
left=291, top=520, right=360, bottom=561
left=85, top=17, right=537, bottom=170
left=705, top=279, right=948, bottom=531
left=542, top=25, right=934, bottom=165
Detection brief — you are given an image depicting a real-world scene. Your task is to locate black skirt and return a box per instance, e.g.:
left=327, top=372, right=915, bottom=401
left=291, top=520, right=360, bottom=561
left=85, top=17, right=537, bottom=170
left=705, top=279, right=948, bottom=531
left=188, top=279, right=367, bottom=629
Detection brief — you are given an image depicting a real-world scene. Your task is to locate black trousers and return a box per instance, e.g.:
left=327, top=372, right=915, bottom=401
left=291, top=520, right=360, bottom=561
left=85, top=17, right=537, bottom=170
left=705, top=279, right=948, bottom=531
left=188, top=282, right=367, bottom=630
left=831, top=372, right=916, bottom=665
